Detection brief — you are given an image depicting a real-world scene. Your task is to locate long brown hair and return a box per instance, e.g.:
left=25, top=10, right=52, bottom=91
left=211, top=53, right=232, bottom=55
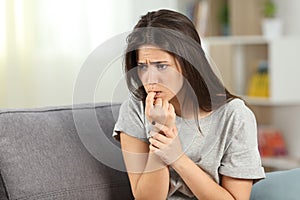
left=124, top=9, right=238, bottom=114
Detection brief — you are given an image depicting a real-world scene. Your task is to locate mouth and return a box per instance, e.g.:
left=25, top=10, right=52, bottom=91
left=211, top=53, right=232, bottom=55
left=154, top=91, right=162, bottom=97
left=153, top=91, right=163, bottom=99
left=147, top=90, right=162, bottom=97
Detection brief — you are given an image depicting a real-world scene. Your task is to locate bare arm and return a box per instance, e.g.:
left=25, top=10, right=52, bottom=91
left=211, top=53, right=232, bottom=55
left=149, top=121, right=253, bottom=200
left=120, top=132, right=169, bottom=200
left=171, top=154, right=253, bottom=200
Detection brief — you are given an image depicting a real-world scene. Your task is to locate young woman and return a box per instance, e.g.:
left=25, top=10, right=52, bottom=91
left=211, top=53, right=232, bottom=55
left=113, top=9, right=265, bottom=200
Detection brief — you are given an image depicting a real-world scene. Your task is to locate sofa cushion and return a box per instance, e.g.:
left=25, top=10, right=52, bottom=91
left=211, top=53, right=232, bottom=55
left=0, top=174, right=8, bottom=200
left=0, top=103, right=133, bottom=200
left=250, top=168, right=300, bottom=200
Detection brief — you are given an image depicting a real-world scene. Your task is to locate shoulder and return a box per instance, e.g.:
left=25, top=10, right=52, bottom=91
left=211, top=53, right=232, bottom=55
left=223, top=98, right=256, bottom=123
left=224, top=98, right=248, bottom=111
left=118, top=97, right=147, bottom=125
left=211, top=98, right=257, bottom=133
left=119, top=96, right=144, bottom=116
left=114, top=97, right=149, bottom=142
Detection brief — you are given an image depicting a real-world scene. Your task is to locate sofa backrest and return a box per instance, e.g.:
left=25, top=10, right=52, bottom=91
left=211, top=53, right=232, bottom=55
left=0, top=103, right=133, bottom=200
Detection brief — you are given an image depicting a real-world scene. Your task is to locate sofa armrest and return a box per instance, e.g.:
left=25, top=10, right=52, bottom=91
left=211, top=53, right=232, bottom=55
left=250, top=168, right=300, bottom=200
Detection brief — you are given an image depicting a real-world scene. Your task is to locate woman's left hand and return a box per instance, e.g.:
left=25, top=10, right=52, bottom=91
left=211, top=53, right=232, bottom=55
left=148, top=122, right=183, bottom=165
left=145, top=93, right=176, bottom=128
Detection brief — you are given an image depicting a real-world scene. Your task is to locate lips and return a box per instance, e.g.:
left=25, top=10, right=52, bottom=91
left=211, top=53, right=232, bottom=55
left=148, top=90, right=161, bottom=93
left=146, top=90, right=162, bottom=98
left=154, top=91, right=162, bottom=98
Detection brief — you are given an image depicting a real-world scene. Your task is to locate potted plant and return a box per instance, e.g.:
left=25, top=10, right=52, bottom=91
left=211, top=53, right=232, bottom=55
left=261, top=0, right=283, bottom=38
left=218, top=2, right=230, bottom=36
left=264, top=0, right=276, bottom=18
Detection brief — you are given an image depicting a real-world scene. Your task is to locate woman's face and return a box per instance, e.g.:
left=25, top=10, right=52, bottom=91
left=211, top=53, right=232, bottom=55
left=137, top=45, right=184, bottom=102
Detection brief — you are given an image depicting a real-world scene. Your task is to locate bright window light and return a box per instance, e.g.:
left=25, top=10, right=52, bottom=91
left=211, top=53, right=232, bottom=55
left=37, top=0, right=86, bottom=56
left=86, top=0, right=114, bottom=49
left=15, top=0, right=24, bottom=51
left=0, top=0, right=6, bottom=55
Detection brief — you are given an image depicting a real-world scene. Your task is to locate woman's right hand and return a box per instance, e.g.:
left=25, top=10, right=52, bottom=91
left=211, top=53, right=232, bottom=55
left=145, top=92, right=176, bottom=128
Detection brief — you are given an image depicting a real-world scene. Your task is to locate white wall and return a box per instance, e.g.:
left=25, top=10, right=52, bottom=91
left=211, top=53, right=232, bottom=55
left=274, top=0, right=300, bottom=35
left=272, top=106, right=300, bottom=158
left=271, top=0, right=300, bottom=159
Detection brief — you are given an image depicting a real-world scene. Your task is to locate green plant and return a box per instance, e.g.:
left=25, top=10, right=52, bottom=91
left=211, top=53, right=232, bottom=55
left=264, top=0, right=276, bottom=18
left=218, top=1, right=230, bottom=35
left=218, top=2, right=229, bottom=25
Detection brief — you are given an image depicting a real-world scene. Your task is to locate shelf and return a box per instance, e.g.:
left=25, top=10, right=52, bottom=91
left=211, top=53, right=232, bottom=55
left=203, top=35, right=300, bottom=46
left=203, top=36, right=268, bottom=46
left=243, top=96, right=300, bottom=106
left=262, top=157, right=300, bottom=171
left=203, top=37, right=300, bottom=104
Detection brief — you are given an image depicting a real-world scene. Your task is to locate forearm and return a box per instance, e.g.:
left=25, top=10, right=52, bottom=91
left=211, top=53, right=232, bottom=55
left=171, top=154, right=235, bottom=200
left=134, top=153, right=170, bottom=200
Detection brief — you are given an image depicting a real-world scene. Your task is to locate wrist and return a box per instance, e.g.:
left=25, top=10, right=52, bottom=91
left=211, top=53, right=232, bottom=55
left=145, top=152, right=168, bottom=173
left=169, top=153, right=188, bottom=170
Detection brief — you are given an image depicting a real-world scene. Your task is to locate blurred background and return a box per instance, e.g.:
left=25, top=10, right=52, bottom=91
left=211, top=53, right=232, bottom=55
left=1, top=0, right=300, bottom=108
left=1, top=0, right=300, bottom=170
left=0, top=0, right=178, bottom=108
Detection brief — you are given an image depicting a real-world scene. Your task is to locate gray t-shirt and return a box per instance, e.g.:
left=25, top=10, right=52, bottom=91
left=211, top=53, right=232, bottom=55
left=113, top=97, right=265, bottom=199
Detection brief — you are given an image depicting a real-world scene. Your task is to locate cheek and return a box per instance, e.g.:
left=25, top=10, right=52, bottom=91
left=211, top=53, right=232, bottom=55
left=165, top=74, right=184, bottom=94
left=174, top=76, right=184, bottom=92
left=137, top=71, right=146, bottom=85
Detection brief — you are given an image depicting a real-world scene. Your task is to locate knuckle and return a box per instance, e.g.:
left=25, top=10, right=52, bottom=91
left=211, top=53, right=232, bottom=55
left=146, top=96, right=151, bottom=101
left=151, top=133, right=157, bottom=139
left=152, top=140, right=158, bottom=146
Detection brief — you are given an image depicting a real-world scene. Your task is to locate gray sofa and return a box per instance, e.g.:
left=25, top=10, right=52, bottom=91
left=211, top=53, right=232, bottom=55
left=0, top=103, right=133, bottom=200
left=0, top=103, right=299, bottom=200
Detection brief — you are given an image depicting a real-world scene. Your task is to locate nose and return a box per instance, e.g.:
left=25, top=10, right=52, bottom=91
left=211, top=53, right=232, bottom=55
left=143, top=66, right=159, bottom=84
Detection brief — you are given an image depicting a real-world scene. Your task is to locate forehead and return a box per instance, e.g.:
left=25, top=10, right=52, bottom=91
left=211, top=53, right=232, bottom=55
left=137, top=45, right=174, bottom=62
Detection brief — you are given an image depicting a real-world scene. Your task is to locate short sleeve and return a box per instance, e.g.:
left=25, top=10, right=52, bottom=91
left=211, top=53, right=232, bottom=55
left=219, top=105, right=265, bottom=180
left=113, top=98, right=149, bottom=143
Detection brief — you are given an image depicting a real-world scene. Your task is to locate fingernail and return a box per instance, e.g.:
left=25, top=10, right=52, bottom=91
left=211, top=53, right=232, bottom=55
left=151, top=121, right=156, bottom=125
left=149, top=130, right=156, bottom=137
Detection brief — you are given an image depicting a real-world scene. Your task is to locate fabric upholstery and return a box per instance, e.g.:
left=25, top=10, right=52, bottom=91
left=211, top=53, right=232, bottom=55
left=1, top=102, right=299, bottom=200
left=0, top=174, right=8, bottom=200
left=0, top=103, right=133, bottom=200
left=250, top=168, right=300, bottom=200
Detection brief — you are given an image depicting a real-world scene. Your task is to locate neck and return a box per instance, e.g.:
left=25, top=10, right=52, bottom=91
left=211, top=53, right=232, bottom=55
left=170, top=88, right=212, bottom=120
left=170, top=89, right=197, bottom=119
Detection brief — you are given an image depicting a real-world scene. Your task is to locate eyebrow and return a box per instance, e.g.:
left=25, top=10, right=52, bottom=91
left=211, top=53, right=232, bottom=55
left=137, top=61, right=169, bottom=65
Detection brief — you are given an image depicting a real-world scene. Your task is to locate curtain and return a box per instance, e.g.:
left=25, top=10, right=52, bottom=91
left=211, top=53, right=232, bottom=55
left=0, top=0, right=119, bottom=108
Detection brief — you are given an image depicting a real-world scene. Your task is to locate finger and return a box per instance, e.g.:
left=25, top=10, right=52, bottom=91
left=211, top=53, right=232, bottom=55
left=168, top=103, right=175, bottom=114
left=162, top=99, right=169, bottom=109
left=149, top=144, right=157, bottom=152
left=151, top=132, right=170, bottom=144
left=152, top=121, right=175, bottom=138
left=149, top=137, right=164, bottom=149
left=145, top=92, right=156, bottom=117
left=167, top=103, right=176, bottom=125
left=146, top=92, right=156, bottom=107
left=149, top=130, right=158, bottom=137
left=152, top=121, right=168, bottom=133
left=154, top=97, right=162, bottom=107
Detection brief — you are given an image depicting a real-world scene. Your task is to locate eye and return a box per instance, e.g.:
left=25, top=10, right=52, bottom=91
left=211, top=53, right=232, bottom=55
left=137, top=64, right=147, bottom=71
left=156, top=64, right=168, bottom=70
